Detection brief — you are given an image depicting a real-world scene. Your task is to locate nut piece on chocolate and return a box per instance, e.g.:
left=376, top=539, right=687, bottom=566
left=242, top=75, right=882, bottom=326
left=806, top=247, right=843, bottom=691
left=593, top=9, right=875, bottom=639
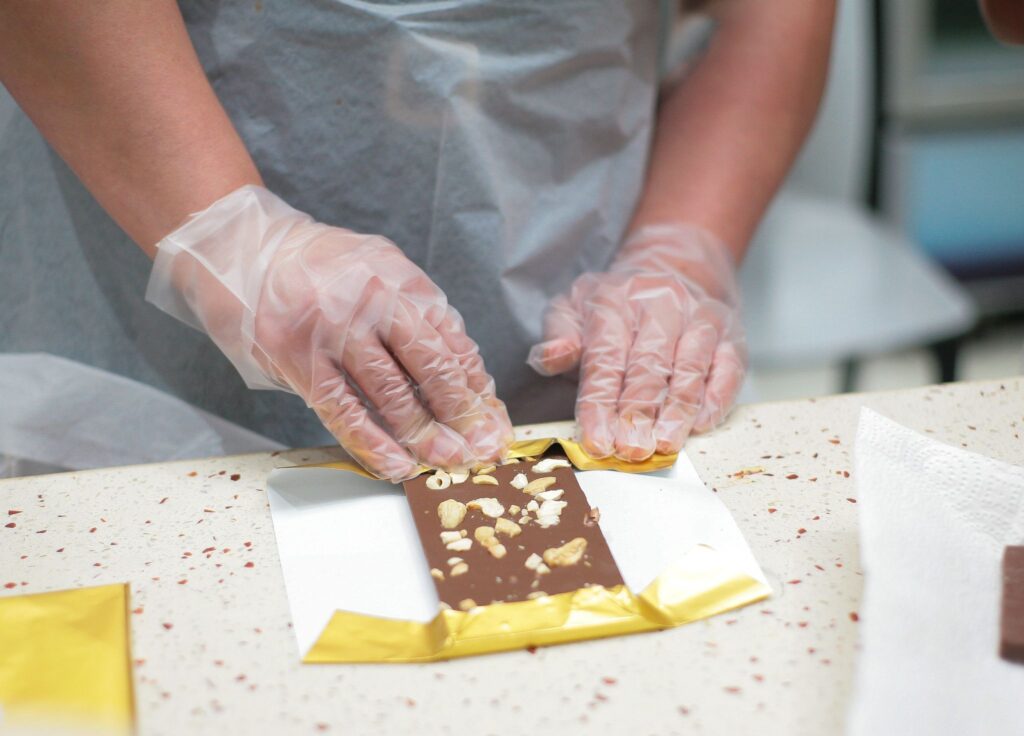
left=403, top=453, right=623, bottom=608
left=543, top=538, right=588, bottom=568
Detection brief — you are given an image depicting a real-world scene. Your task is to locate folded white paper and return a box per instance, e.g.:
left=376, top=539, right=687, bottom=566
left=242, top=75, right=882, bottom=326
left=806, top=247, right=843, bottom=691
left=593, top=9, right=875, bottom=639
left=849, top=409, right=1024, bottom=735
left=267, top=453, right=767, bottom=658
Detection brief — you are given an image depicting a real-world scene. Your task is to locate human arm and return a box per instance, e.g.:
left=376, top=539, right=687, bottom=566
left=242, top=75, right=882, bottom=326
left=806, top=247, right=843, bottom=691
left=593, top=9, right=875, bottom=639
left=0, top=1, right=513, bottom=478
left=530, top=0, right=836, bottom=460
left=0, top=0, right=261, bottom=253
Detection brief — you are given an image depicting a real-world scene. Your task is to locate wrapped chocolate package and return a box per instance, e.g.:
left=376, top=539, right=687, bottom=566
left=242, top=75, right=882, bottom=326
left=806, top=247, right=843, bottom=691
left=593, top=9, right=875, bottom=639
left=267, top=424, right=771, bottom=663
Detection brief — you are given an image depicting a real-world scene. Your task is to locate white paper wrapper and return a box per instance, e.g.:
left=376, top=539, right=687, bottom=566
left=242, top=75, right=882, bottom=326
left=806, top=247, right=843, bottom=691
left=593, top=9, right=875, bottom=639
left=267, top=452, right=767, bottom=658
left=848, top=409, right=1024, bottom=735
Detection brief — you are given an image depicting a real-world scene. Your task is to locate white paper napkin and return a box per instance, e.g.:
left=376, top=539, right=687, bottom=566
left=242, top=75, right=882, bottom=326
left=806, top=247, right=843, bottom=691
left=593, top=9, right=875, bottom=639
left=848, top=409, right=1024, bottom=735
left=267, top=453, right=768, bottom=658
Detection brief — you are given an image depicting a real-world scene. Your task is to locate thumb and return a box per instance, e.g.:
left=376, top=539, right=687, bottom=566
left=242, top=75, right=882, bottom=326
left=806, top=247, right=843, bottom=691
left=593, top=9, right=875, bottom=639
left=527, top=293, right=583, bottom=376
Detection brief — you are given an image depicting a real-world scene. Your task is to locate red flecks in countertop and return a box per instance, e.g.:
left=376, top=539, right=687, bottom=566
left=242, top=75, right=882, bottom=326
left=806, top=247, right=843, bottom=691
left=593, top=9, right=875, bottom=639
left=814, top=564, right=825, bottom=571
left=846, top=498, right=857, bottom=503
left=230, top=474, right=241, bottom=481
left=767, top=508, right=777, bottom=514
left=723, top=686, right=742, bottom=695
left=162, top=622, right=173, bottom=630
left=187, top=471, right=197, bottom=477
left=4, top=523, right=15, bottom=528
left=177, top=580, right=187, bottom=585
left=89, top=527, right=96, bottom=533
left=243, top=541, right=252, bottom=548
left=244, top=561, right=254, bottom=568
left=828, top=439, right=840, bottom=445
left=3, top=582, right=16, bottom=589
left=787, top=579, right=802, bottom=585
left=850, top=612, right=860, bottom=622
left=602, top=677, right=617, bottom=685
left=56, top=548, right=64, bottom=553
left=797, top=528, right=807, bottom=534
left=786, top=474, right=798, bottom=480
left=159, top=498, right=168, bottom=504
left=132, top=607, right=144, bottom=615
left=7, top=510, right=21, bottom=515
left=526, top=645, right=538, bottom=654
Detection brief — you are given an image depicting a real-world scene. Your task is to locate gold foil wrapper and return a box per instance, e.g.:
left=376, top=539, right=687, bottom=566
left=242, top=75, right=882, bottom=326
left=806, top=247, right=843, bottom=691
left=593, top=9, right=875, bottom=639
left=305, top=544, right=768, bottom=663
left=0, top=583, right=135, bottom=733
left=293, top=434, right=765, bottom=663
left=304, top=436, right=678, bottom=478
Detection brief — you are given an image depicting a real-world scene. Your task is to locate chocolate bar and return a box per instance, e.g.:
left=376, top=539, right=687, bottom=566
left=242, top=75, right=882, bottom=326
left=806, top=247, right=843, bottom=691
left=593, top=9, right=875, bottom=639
left=1001, top=545, right=1024, bottom=664
left=403, top=455, right=624, bottom=611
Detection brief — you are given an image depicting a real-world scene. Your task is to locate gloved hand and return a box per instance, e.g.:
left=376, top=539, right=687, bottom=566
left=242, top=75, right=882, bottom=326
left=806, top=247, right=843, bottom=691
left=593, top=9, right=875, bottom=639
left=528, top=223, right=745, bottom=461
left=146, top=185, right=513, bottom=482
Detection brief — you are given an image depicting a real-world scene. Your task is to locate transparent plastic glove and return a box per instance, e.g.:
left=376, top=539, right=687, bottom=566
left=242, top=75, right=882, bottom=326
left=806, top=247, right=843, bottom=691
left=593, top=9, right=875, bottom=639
left=528, top=223, right=745, bottom=461
left=146, top=185, right=513, bottom=482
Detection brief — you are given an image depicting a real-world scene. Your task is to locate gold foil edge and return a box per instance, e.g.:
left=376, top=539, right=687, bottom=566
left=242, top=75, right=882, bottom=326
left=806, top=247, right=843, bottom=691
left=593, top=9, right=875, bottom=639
left=303, top=545, right=770, bottom=664
left=297, top=435, right=678, bottom=478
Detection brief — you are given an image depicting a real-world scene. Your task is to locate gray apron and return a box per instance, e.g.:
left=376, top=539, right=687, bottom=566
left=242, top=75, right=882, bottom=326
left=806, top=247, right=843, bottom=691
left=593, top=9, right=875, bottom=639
left=0, top=1, right=663, bottom=453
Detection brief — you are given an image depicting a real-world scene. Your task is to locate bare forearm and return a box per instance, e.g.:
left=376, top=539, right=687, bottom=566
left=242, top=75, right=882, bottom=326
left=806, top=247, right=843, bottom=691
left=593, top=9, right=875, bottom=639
left=0, top=1, right=261, bottom=254
left=629, top=0, right=836, bottom=261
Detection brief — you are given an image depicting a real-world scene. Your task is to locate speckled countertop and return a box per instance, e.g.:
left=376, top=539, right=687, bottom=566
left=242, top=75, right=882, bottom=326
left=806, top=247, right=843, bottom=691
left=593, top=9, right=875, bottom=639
left=1, top=378, right=1021, bottom=735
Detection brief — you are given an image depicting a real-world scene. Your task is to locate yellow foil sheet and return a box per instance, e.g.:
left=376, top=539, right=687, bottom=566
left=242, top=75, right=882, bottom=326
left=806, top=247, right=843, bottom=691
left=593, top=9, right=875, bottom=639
left=304, top=544, right=769, bottom=663
left=0, top=583, right=135, bottom=734
left=303, top=435, right=679, bottom=478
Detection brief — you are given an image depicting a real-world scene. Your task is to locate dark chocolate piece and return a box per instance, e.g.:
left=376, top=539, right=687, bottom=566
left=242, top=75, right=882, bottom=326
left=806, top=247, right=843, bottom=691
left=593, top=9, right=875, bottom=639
left=1001, top=545, right=1024, bottom=664
left=403, top=455, right=624, bottom=610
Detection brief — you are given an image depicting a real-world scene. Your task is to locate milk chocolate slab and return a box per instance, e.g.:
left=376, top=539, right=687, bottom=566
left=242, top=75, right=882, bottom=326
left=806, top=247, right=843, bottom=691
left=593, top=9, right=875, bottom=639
left=1000, top=545, right=1024, bottom=664
left=403, top=455, right=624, bottom=610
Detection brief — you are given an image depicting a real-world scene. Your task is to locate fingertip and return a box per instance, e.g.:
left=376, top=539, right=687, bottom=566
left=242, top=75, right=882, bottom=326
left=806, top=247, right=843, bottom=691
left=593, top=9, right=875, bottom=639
left=613, top=411, right=656, bottom=462
left=528, top=339, right=580, bottom=376
left=578, top=402, right=615, bottom=459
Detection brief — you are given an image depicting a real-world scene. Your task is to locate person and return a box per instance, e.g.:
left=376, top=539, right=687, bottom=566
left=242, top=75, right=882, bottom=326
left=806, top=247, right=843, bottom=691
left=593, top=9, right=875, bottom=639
left=0, top=1, right=835, bottom=481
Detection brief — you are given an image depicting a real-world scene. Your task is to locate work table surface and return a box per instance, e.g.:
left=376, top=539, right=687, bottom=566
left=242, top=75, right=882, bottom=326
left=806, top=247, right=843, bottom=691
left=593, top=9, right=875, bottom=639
left=2, top=378, right=1021, bottom=735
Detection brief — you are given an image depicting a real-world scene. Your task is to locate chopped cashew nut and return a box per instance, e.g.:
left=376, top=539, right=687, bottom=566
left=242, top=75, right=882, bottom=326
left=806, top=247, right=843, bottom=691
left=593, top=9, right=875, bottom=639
left=458, top=598, right=476, bottom=611
left=474, top=465, right=496, bottom=475
left=543, top=537, right=588, bottom=567
left=538, top=499, right=567, bottom=517
left=531, top=458, right=571, bottom=473
left=536, top=562, right=551, bottom=575
left=451, top=563, right=469, bottom=577
left=437, top=499, right=467, bottom=529
left=474, top=526, right=498, bottom=546
left=425, top=470, right=452, bottom=491
left=446, top=557, right=463, bottom=566
left=536, top=489, right=564, bottom=502
left=494, top=518, right=522, bottom=537
left=527, top=591, right=548, bottom=600
left=445, top=538, right=473, bottom=552
left=523, top=477, right=557, bottom=495
left=439, top=531, right=462, bottom=545
left=508, top=504, right=521, bottom=516
left=472, top=475, right=499, bottom=486
left=536, top=515, right=560, bottom=528
left=524, top=553, right=543, bottom=571
left=430, top=568, right=445, bottom=581
left=510, top=473, right=529, bottom=490
left=450, top=471, right=470, bottom=485
left=525, top=499, right=540, bottom=512
left=467, top=497, right=505, bottom=518
left=518, top=516, right=531, bottom=525
left=487, top=543, right=507, bottom=559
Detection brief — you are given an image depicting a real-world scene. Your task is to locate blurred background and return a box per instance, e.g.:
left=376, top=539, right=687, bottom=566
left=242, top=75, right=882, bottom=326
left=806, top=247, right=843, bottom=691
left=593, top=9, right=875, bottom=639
left=691, top=0, right=1024, bottom=401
